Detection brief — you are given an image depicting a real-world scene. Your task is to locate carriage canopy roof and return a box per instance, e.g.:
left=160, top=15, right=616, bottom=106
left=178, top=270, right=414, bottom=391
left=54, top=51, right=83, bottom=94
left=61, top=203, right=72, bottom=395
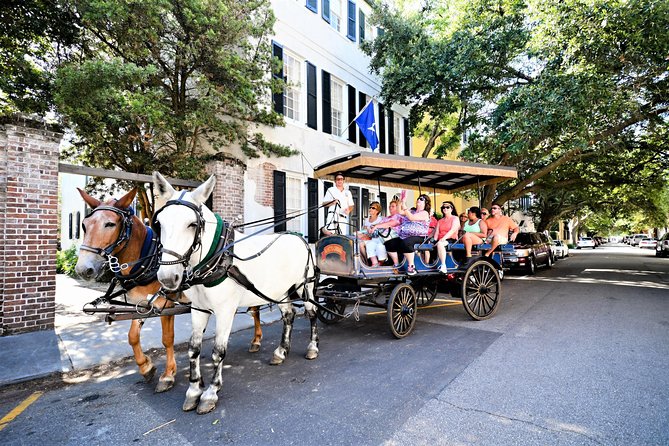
left=313, top=152, right=517, bottom=194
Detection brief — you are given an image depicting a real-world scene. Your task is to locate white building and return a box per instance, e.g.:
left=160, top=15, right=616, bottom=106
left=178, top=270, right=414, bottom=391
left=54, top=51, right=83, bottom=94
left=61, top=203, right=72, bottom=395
left=242, top=0, right=412, bottom=241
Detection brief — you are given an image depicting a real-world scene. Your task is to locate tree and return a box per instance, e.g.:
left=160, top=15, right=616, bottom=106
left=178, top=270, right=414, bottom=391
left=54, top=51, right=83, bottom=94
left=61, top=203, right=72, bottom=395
left=364, top=0, right=669, bottom=210
left=0, top=0, right=79, bottom=115
left=53, top=0, right=291, bottom=216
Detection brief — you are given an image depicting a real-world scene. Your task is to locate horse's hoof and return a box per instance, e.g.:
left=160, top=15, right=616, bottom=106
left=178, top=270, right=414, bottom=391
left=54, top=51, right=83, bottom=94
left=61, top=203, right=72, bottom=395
left=305, top=349, right=319, bottom=360
left=142, top=365, right=157, bottom=382
left=196, top=399, right=217, bottom=415
left=248, top=343, right=261, bottom=353
left=269, top=354, right=285, bottom=365
left=182, top=397, right=199, bottom=412
left=155, top=376, right=175, bottom=393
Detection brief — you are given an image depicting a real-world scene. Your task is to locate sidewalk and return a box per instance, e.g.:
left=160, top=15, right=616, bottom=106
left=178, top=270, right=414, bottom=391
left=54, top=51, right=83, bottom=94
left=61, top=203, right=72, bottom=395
left=0, top=275, right=281, bottom=388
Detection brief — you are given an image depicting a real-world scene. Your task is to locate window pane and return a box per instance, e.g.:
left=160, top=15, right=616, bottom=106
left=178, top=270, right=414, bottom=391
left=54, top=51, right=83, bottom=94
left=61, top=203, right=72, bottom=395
left=330, top=0, right=341, bottom=31
left=286, top=177, right=302, bottom=233
left=283, top=53, right=301, bottom=120
left=331, top=79, right=344, bottom=136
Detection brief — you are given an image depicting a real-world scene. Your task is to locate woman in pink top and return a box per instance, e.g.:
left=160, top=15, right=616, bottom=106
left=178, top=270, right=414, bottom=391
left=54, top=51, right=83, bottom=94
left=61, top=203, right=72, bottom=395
left=432, top=201, right=460, bottom=273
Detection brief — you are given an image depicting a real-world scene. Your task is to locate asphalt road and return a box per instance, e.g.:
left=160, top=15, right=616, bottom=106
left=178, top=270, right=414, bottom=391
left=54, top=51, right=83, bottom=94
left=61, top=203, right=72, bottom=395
left=1, top=244, right=667, bottom=445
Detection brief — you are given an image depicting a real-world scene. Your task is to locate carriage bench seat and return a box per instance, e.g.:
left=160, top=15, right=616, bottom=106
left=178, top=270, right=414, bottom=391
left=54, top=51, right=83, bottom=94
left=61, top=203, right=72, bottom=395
left=449, top=243, right=513, bottom=252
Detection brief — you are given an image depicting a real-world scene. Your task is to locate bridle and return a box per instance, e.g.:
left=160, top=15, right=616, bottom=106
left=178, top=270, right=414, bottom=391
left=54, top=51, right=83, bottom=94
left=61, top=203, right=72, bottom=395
left=80, top=205, right=134, bottom=272
left=152, top=193, right=206, bottom=268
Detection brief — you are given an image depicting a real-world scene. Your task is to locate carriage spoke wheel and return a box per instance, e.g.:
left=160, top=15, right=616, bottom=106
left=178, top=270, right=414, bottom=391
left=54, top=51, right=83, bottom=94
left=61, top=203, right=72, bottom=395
left=316, top=278, right=348, bottom=324
left=387, top=283, right=417, bottom=338
left=461, top=260, right=501, bottom=321
left=412, top=279, right=438, bottom=307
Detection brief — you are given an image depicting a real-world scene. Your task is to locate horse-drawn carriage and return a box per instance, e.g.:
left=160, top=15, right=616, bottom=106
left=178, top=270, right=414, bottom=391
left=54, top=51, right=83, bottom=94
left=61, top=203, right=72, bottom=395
left=312, top=152, right=517, bottom=338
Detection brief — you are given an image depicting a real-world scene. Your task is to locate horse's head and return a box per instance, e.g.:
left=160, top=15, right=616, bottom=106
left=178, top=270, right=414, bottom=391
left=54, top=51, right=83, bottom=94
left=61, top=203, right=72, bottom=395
left=75, top=188, right=138, bottom=280
left=152, top=171, right=217, bottom=291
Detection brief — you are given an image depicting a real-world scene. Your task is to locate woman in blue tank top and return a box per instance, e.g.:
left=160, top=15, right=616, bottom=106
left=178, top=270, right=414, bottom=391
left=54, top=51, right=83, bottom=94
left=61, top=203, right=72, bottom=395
left=462, top=206, right=488, bottom=260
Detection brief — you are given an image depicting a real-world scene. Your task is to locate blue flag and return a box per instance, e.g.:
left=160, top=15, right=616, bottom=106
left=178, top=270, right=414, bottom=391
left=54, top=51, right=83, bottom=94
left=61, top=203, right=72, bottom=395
left=354, top=101, right=379, bottom=151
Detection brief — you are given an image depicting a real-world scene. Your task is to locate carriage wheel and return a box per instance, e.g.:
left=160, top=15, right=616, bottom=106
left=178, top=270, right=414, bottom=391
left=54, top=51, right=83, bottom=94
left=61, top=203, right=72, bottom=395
left=412, top=279, right=438, bottom=307
left=387, top=283, right=417, bottom=338
left=461, top=259, right=501, bottom=320
left=315, top=278, right=348, bottom=324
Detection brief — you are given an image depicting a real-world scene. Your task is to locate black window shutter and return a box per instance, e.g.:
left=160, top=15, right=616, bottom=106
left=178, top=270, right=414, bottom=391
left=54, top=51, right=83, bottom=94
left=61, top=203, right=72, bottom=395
left=361, top=188, right=369, bottom=219
left=322, top=70, right=332, bottom=135
left=347, top=85, right=357, bottom=143
left=322, top=180, right=333, bottom=224
left=273, top=170, right=286, bottom=232
left=378, top=103, right=386, bottom=154
left=387, top=109, right=395, bottom=155
left=359, top=10, right=365, bottom=41
left=403, top=117, right=410, bottom=156
left=307, top=178, right=319, bottom=243
left=346, top=1, right=356, bottom=41
left=306, top=62, right=317, bottom=130
left=322, top=0, right=330, bottom=22
left=358, top=91, right=366, bottom=147
left=75, top=211, right=81, bottom=239
left=380, top=192, right=388, bottom=217
left=272, top=42, right=284, bottom=114
left=306, top=0, right=317, bottom=13
left=350, top=186, right=360, bottom=232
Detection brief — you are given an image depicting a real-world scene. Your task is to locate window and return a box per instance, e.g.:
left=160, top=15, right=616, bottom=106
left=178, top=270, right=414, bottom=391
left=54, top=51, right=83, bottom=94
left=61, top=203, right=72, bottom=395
left=68, top=213, right=73, bottom=240
left=359, top=9, right=373, bottom=42
left=286, top=176, right=303, bottom=233
left=393, top=114, right=401, bottom=153
left=330, top=0, right=342, bottom=31
left=75, top=211, right=81, bottom=239
left=306, top=0, right=317, bottom=13
left=283, top=52, right=301, bottom=121
left=331, top=78, right=344, bottom=136
left=346, top=1, right=356, bottom=41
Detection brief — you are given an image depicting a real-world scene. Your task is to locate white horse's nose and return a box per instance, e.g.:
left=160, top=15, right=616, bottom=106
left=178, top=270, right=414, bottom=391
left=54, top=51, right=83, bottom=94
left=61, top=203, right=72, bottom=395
left=158, top=268, right=181, bottom=291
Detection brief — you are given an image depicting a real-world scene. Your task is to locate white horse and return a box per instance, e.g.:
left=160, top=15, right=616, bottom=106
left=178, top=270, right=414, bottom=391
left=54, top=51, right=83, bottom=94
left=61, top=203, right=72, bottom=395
left=152, top=172, right=320, bottom=414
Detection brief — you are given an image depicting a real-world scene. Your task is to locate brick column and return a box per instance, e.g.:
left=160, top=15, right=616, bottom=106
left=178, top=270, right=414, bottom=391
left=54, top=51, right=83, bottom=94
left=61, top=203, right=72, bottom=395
left=206, top=156, right=246, bottom=224
left=0, top=116, right=62, bottom=335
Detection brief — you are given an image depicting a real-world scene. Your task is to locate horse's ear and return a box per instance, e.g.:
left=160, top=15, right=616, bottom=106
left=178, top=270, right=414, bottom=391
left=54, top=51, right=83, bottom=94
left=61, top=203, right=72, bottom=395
left=115, top=188, right=138, bottom=209
left=77, top=188, right=101, bottom=209
left=153, top=172, right=176, bottom=200
left=190, top=175, right=216, bottom=205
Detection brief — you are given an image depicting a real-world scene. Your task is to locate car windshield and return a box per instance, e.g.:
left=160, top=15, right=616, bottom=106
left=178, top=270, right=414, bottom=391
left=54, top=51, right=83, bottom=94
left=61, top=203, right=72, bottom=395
left=516, top=233, right=533, bottom=244
left=581, top=237, right=592, bottom=241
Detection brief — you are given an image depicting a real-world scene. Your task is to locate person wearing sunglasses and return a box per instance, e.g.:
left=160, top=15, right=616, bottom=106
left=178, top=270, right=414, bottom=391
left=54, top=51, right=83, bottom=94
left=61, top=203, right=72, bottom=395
left=484, top=203, right=519, bottom=256
left=480, top=208, right=490, bottom=219
left=431, top=201, right=460, bottom=273
left=461, top=206, right=488, bottom=261
left=373, top=194, right=431, bottom=275
left=358, top=201, right=386, bottom=267
left=322, top=172, right=355, bottom=235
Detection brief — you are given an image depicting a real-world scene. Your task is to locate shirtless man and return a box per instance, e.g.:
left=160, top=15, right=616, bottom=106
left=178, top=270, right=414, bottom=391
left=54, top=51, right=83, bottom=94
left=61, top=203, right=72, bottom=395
left=484, top=203, right=519, bottom=256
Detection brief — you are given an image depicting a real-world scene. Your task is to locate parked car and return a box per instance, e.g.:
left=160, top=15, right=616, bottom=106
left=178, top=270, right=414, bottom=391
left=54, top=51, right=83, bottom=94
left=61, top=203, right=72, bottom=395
left=638, top=238, right=657, bottom=249
left=503, top=232, right=553, bottom=274
left=577, top=237, right=596, bottom=249
left=630, top=234, right=648, bottom=246
left=656, top=234, right=669, bottom=257
left=551, top=240, right=570, bottom=259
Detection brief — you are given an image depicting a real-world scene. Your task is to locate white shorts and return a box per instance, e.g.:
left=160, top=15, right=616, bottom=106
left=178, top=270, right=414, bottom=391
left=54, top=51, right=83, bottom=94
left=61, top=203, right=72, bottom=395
left=365, top=238, right=388, bottom=261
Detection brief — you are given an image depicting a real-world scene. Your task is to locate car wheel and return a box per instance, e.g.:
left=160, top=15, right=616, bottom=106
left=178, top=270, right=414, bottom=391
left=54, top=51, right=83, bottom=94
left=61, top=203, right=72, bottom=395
left=527, top=257, right=536, bottom=275
left=546, top=254, right=553, bottom=268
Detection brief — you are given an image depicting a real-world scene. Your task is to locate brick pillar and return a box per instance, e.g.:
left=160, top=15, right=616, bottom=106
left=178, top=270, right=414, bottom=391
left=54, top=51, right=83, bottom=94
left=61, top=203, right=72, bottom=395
left=206, top=157, right=246, bottom=224
left=0, top=116, right=62, bottom=335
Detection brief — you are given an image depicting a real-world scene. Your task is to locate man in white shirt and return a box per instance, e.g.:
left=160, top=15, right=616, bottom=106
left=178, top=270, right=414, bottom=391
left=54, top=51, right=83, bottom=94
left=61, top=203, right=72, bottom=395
left=322, top=172, right=355, bottom=235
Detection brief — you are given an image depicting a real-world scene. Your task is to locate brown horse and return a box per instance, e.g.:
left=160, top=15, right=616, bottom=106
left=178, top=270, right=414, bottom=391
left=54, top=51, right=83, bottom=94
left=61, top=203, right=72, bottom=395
left=74, top=188, right=264, bottom=393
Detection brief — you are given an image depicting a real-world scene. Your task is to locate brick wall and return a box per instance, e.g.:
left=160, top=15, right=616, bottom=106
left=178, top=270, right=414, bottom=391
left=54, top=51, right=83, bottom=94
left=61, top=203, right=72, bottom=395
left=206, top=157, right=246, bottom=224
left=248, top=162, right=276, bottom=207
left=0, top=116, right=62, bottom=335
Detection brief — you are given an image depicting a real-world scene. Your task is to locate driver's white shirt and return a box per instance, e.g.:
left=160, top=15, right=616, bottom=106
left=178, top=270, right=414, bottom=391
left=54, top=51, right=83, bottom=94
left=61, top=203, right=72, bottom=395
left=323, top=186, right=354, bottom=235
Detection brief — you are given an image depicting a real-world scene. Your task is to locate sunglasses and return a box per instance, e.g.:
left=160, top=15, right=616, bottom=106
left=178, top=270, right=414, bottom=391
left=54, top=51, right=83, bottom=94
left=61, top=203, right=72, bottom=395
left=441, top=205, right=452, bottom=209
left=417, top=197, right=426, bottom=202
left=492, top=207, right=501, bottom=210
left=481, top=212, right=488, bottom=215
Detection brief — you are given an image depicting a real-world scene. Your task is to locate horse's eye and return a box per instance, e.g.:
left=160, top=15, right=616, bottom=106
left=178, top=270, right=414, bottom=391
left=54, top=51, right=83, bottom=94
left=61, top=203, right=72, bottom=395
left=105, top=222, right=116, bottom=228
left=188, top=222, right=198, bottom=229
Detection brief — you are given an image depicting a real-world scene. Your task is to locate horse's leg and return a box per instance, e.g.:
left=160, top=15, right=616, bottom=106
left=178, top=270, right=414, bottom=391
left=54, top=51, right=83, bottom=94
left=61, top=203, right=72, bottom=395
left=155, top=314, right=176, bottom=393
left=183, top=309, right=210, bottom=412
left=303, top=286, right=320, bottom=360
left=248, top=306, right=262, bottom=353
left=128, top=319, right=156, bottom=381
left=269, top=303, right=295, bottom=365
left=197, top=306, right=237, bottom=415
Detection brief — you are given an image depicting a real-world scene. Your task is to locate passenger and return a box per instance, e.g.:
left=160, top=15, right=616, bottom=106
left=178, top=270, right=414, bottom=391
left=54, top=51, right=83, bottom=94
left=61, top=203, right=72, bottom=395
left=358, top=201, right=385, bottom=267
left=461, top=206, right=488, bottom=261
left=484, top=203, right=519, bottom=256
left=322, top=172, right=354, bottom=235
left=458, top=212, right=468, bottom=238
left=432, top=201, right=460, bottom=274
left=366, top=199, right=402, bottom=266
left=480, top=207, right=490, bottom=220
left=373, top=194, right=431, bottom=276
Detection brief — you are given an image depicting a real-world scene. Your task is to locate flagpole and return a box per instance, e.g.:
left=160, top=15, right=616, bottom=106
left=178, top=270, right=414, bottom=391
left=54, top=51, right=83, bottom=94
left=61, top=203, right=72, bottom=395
left=338, top=100, right=374, bottom=137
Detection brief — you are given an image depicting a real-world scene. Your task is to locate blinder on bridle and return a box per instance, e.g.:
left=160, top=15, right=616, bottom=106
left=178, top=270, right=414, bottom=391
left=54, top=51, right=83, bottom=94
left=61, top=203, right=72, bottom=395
left=152, top=192, right=205, bottom=267
left=79, top=204, right=135, bottom=260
